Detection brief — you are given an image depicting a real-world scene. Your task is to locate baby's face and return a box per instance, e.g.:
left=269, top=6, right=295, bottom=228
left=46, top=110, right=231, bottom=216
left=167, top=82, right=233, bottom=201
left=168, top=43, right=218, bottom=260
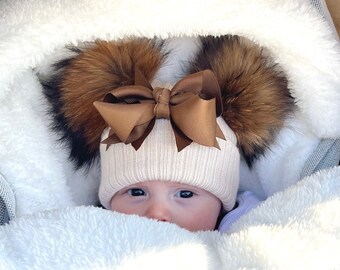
left=110, top=181, right=222, bottom=232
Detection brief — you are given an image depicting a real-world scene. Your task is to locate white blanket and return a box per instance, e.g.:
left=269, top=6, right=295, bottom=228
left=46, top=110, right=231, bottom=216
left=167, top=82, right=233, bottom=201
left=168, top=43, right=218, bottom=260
left=0, top=0, right=340, bottom=269
left=1, top=166, right=340, bottom=269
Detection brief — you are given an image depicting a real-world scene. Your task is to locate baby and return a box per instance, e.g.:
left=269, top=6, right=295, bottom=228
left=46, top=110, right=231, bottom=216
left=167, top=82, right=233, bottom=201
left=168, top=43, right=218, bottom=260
left=94, top=70, right=260, bottom=232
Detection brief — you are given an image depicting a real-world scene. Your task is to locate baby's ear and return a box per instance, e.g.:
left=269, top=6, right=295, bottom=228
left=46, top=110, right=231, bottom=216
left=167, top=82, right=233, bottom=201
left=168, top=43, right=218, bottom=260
left=40, top=39, right=165, bottom=168
left=190, top=35, right=295, bottom=166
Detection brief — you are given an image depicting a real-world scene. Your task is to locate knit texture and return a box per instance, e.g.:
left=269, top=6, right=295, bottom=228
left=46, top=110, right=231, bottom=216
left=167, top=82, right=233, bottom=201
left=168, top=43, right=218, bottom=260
left=301, top=138, right=340, bottom=178
left=0, top=174, right=15, bottom=225
left=99, top=117, right=240, bottom=211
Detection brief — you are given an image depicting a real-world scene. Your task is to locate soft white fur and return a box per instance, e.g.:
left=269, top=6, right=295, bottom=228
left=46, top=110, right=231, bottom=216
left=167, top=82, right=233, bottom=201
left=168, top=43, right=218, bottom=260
left=0, top=0, right=340, bottom=268
left=0, top=0, right=339, bottom=214
left=1, top=166, right=339, bottom=269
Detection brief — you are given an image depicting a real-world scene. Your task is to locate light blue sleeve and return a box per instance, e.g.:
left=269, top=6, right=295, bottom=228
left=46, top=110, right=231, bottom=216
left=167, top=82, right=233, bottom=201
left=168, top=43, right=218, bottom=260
left=218, top=191, right=262, bottom=233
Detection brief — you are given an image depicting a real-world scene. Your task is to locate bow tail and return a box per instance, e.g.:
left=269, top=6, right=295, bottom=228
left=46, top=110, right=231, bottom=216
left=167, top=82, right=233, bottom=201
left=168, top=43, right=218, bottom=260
left=102, top=129, right=122, bottom=150
left=102, top=120, right=156, bottom=150
left=171, top=120, right=193, bottom=151
left=173, top=123, right=224, bottom=151
left=131, top=120, right=155, bottom=150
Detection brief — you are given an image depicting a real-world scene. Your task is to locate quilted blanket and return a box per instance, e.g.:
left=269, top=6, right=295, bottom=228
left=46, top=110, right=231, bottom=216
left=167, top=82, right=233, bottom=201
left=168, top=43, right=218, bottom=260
left=0, top=0, right=340, bottom=269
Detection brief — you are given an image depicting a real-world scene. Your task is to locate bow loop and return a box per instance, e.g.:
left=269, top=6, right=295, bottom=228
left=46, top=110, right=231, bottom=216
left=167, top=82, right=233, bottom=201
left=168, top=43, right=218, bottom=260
left=94, top=68, right=225, bottom=151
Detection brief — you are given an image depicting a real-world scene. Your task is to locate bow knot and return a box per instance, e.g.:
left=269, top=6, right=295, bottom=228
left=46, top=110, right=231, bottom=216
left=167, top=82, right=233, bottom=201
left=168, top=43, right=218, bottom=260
left=153, top=87, right=170, bottom=119
left=93, top=68, right=225, bottom=151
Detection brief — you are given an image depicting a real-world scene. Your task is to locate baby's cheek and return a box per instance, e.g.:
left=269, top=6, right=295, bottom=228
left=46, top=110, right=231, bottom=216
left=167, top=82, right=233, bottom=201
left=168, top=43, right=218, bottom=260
left=174, top=209, right=216, bottom=232
left=110, top=197, right=130, bottom=213
left=111, top=197, right=148, bottom=217
left=182, top=203, right=221, bottom=231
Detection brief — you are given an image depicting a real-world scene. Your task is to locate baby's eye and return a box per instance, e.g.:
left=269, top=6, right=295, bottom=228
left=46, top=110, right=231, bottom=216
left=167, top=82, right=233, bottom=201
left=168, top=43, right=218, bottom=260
left=127, top=188, right=146, bottom=196
left=175, top=190, right=194, bottom=198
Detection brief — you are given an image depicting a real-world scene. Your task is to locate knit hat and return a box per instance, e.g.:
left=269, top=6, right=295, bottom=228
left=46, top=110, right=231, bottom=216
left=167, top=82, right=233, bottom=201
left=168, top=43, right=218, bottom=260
left=95, top=69, right=240, bottom=211
left=99, top=118, right=239, bottom=211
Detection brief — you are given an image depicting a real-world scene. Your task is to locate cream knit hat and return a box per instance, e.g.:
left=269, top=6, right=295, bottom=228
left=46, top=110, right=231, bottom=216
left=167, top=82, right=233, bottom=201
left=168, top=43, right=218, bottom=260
left=99, top=117, right=240, bottom=211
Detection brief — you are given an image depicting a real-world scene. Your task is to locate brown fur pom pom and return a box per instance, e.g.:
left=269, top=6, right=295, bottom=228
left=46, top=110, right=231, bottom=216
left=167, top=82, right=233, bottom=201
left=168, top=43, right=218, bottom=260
left=191, top=35, right=295, bottom=165
left=42, top=38, right=164, bottom=167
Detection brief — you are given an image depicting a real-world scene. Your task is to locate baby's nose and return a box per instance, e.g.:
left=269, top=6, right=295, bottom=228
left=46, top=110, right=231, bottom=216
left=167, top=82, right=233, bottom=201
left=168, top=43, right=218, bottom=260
left=145, top=202, right=170, bottom=222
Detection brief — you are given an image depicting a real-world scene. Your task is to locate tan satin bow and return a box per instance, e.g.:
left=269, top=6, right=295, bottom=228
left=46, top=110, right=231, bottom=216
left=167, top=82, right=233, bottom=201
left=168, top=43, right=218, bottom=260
left=93, top=68, right=225, bottom=151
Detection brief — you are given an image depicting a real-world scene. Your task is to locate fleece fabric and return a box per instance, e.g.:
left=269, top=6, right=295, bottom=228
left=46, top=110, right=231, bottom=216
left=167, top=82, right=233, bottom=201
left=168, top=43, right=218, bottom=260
left=0, top=0, right=339, bottom=268
left=0, top=166, right=339, bottom=269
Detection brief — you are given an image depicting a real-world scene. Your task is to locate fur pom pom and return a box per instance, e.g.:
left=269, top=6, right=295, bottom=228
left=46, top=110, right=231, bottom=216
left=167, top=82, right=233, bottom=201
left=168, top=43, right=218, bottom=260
left=41, top=38, right=165, bottom=168
left=41, top=35, right=294, bottom=168
left=190, top=35, right=295, bottom=165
